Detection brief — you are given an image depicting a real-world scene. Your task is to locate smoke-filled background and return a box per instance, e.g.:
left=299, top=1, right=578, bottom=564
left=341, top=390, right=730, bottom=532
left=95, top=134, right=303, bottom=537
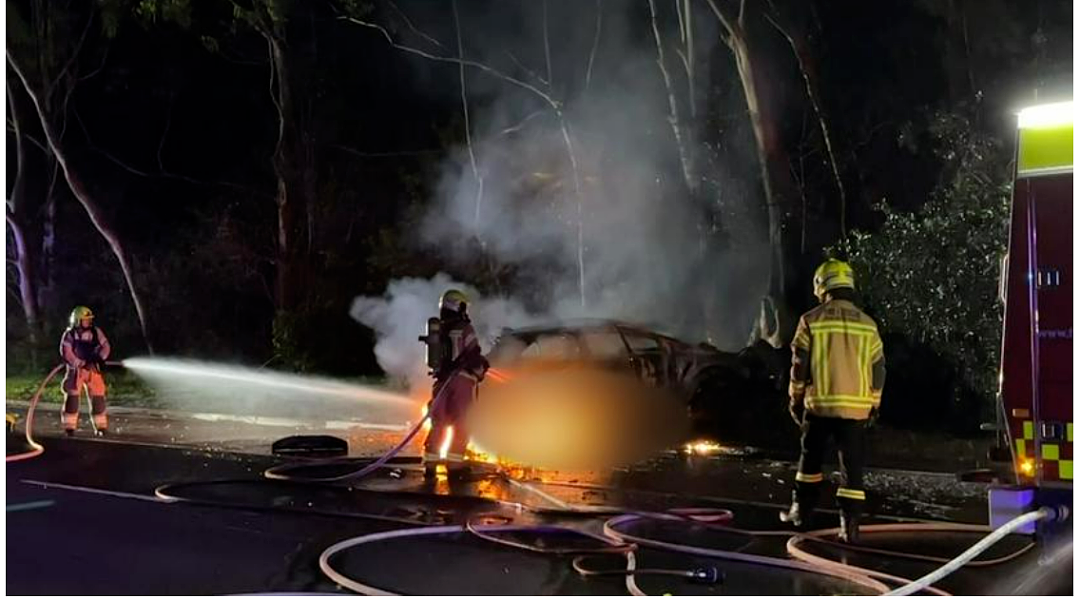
left=352, top=2, right=769, bottom=382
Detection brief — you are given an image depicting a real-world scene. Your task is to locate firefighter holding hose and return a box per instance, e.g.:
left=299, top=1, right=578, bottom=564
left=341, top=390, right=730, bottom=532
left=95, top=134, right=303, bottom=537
left=421, top=289, right=489, bottom=480
left=781, top=259, right=886, bottom=543
left=59, top=306, right=112, bottom=437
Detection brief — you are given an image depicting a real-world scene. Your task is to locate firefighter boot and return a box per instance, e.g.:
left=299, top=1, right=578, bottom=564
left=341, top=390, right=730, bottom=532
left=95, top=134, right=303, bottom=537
left=779, top=491, right=814, bottom=529
left=423, top=464, right=438, bottom=480
left=839, top=511, right=861, bottom=544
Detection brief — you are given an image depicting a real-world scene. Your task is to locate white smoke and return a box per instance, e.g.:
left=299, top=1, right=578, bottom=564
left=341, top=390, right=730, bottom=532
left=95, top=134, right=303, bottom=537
left=352, top=2, right=769, bottom=380
left=350, top=273, right=543, bottom=384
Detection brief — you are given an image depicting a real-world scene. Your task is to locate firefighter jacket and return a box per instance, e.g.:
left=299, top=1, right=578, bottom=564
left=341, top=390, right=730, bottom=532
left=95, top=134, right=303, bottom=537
left=60, top=326, right=111, bottom=370
left=789, top=299, right=885, bottom=420
left=436, top=317, right=488, bottom=383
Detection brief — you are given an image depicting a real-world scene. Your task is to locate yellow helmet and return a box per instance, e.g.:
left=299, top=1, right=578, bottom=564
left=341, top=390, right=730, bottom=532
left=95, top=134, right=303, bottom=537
left=813, top=259, right=855, bottom=301
left=69, top=305, right=95, bottom=328
left=440, top=289, right=469, bottom=312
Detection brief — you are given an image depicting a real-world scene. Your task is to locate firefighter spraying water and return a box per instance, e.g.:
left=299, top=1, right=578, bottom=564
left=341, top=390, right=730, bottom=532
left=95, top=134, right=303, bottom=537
left=59, top=306, right=112, bottom=437
left=419, top=289, right=490, bottom=480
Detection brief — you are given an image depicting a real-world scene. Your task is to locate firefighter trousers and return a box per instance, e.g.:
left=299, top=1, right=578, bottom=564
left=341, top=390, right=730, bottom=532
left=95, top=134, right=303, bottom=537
left=61, top=367, right=108, bottom=432
left=422, top=373, right=477, bottom=471
left=793, top=415, right=866, bottom=516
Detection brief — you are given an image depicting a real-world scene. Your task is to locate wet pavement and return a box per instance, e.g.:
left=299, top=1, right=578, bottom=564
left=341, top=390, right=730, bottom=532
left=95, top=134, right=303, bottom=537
left=5, top=403, right=1072, bottom=595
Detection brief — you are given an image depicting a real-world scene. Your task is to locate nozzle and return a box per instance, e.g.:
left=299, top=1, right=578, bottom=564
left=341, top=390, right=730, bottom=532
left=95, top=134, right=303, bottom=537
left=687, top=566, right=722, bottom=584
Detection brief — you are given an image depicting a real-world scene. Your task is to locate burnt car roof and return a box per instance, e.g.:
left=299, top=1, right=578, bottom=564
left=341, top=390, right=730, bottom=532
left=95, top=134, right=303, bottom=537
left=495, top=319, right=710, bottom=350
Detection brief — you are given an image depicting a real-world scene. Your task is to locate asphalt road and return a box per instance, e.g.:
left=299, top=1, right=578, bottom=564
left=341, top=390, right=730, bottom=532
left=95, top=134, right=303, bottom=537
left=5, top=404, right=1072, bottom=595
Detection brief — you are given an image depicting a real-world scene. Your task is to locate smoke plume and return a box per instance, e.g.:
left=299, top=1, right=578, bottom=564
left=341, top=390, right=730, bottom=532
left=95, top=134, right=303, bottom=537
left=352, top=2, right=769, bottom=382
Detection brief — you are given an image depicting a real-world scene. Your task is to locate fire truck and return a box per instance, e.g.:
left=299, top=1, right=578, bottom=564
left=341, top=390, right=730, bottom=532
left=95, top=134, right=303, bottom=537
left=995, top=100, right=1073, bottom=536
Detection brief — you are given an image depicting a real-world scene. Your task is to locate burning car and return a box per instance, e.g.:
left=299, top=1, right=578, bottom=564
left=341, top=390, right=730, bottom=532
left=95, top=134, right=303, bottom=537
left=486, top=320, right=776, bottom=431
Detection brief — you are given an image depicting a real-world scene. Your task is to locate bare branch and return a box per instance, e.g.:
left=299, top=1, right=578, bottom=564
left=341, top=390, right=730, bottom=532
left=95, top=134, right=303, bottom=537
left=332, top=144, right=442, bottom=158
left=505, top=50, right=548, bottom=86
left=702, top=0, right=736, bottom=47
left=585, top=0, right=602, bottom=90
left=75, top=104, right=265, bottom=196
left=542, top=1, right=553, bottom=87
left=387, top=0, right=445, bottom=50
left=452, top=0, right=484, bottom=229
left=266, top=36, right=286, bottom=167
left=738, top=0, right=747, bottom=29
left=46, top=12, right=95, bottom=103
left=764, top=10, right=847, bottom=238
left=337, top=15, right=559, bottom=109
left=676, top=0, right=687, bottom=43
left=157, top=93, right=176, bottom=172
left=498, top=109, right=545, bottom=136
left=77, top=45, right=110, bottom=82
left=683, top=0, right=696, bottom=118
left=648, top=0, right=695, bottom=191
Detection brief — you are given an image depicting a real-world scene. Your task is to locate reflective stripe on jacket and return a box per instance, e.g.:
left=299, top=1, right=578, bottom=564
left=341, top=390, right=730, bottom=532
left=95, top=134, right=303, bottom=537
left=789, top=299, right=885, bottom=420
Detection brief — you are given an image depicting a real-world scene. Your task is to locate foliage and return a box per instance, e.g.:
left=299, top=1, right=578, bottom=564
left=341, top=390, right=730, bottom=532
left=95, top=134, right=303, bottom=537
left=841, top=109, right=1012, bottom=425
left=5, top=368, right=163, bottom=409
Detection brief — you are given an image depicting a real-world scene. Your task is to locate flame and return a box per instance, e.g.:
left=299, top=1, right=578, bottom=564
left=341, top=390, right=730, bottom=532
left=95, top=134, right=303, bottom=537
left=419, top=402, right=432, bottom=433
left=684, top=439, right=724, bottom=456
left=439, top=426, right=454, bottom=460
left=486, top=368, right=511, bottom=383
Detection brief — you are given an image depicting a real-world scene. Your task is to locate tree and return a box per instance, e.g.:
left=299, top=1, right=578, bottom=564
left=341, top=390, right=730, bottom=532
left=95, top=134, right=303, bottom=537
left=7, top=1, right=156, bottom=352
left=6, top=75, right=45, bottom=367
left=843, top=109, right=1011, bottom=425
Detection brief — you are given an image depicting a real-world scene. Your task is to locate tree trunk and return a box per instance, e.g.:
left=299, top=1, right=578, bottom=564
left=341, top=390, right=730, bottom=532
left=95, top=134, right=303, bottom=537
left=6, top=78, right=44, bottom=367
left=267, top=36, right=313, bottom=314
left=38, top=160, right=59, bottom=316
left=7, top=53, right=155, bottom=354
left=766, top=11, right=847, bottom=240
left=703, top=0, right=799, bottom=344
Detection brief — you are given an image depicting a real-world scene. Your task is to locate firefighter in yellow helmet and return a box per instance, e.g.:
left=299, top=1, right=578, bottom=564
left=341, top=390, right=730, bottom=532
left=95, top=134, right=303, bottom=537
left=59, top=306, right=112, bottom=436
left=780, top=259, right=885, bottom=543
left=422, top=289, right=489, bottom=480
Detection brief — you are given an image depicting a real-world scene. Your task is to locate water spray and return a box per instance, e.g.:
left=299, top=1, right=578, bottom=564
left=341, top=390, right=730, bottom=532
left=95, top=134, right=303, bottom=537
left=122, top=358, right=412, bottom=406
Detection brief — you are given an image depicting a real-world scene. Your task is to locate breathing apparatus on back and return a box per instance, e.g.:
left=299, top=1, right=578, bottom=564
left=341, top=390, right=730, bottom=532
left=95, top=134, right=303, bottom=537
left=418, top=289, right=470, bottom=377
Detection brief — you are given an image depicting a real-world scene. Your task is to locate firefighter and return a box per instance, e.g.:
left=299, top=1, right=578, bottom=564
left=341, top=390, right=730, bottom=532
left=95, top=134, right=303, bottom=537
left=780, top=259, right=885, bottom=544
left=423, top=289, right=489, bottom=480
left=59, top=306, right=112, bottom=437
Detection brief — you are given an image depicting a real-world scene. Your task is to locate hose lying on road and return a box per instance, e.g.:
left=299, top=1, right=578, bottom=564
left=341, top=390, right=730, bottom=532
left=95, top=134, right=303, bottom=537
left=263, top=376, right=454, bottom=483
left=317, top=486, right=1061, bottom=597
left=882, top=507, right=1063, bottom=596
left=6, top=364, right=65, bottom=463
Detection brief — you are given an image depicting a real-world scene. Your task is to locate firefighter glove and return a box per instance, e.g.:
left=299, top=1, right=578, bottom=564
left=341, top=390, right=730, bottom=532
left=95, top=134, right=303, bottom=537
left=789, top=397, right=805, bottom=426
left=865, top=407, right=879, bottom=429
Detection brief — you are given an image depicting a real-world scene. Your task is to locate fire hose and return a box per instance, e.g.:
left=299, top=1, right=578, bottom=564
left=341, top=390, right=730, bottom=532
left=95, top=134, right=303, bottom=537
left=15, top=361, right=1058, bottom=594
left=5, top=364, right=65, bottom=463
left=7, top=361, right=125, bottom=463
left=262, top=374, right=457, bottom=483
left=252, top=364, right=1057, bottom=596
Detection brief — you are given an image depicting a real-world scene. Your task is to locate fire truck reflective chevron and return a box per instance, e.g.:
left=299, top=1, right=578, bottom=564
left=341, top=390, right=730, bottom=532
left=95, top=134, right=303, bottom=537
left=1000, top=100, right=1073, bottom=489
left=1016, top=420, right=1073, bottom=481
